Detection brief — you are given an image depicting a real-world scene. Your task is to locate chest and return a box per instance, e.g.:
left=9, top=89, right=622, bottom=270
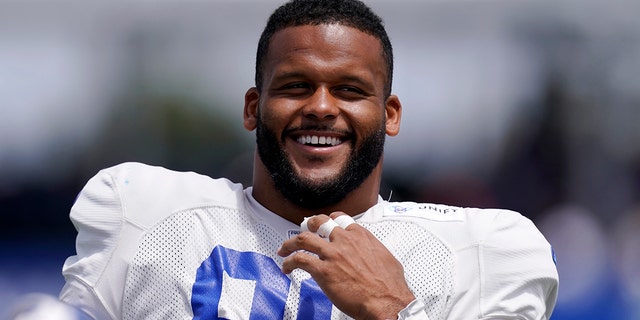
left=120, top=207, right=453, bottom=319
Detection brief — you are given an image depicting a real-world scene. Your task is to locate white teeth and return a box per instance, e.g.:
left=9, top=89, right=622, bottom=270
left=296, top=135, right=341, bottom=146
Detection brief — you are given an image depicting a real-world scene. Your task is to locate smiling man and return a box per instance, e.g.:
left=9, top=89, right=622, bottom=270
left=245, top=21, right=399, bottom=221
left=59, top=0, right=559, bottom=319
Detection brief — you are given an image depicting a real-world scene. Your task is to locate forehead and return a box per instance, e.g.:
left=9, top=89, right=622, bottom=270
left=263, top=24, right=386, bottom=83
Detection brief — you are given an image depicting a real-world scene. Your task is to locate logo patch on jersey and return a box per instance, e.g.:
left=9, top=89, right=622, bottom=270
left=288, top=229, right=302, bottom=239
left=383, top=202, right=464, bottom=222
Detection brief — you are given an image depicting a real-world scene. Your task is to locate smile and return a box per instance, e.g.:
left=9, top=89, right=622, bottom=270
left=296, top=135, right=342, bottom=146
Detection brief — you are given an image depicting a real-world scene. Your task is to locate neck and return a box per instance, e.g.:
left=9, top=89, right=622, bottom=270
left=250, top=152, right=382, bottom=225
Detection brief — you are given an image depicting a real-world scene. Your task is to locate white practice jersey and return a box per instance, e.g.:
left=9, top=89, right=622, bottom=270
left=60, top=162, right=558, bottom=320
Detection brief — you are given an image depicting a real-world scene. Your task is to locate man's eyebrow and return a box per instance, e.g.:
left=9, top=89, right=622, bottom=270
left=272, top=71, right=374, bottom=86
left=337, top=75, right=375, bottom=87
left=271, top=71, right=307, bottom=81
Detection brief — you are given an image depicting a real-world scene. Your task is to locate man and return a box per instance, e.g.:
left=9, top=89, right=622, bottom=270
left=60, top=0, right=559, bottom=319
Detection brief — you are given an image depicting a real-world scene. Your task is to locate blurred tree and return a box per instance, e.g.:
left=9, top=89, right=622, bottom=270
left=83, top=91, right=250, bottom=181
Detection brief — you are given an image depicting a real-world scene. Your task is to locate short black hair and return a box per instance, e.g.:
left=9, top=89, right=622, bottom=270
left=255, top=0, right=394, bottom=97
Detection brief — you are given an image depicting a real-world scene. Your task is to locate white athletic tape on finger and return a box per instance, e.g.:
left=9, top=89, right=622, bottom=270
left=316, top=219, right=340, bottom=238
left=333, top=215, right=356, bottom=229
left=300, top=217, right=310, bottom=232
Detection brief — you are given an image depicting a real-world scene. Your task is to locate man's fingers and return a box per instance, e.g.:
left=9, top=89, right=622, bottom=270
left=278, top=212, right=359, bottom=259
left=301, top=215, right=331, bottom=233
left=301, top=212, right=357, bottom=236
left=280, top=250, right=321, bottom=274
left=277, top=231, right=326, bottom=257
left=332, top=214, right=356, bottom=229
left=317, top=219, right=339, bottom=238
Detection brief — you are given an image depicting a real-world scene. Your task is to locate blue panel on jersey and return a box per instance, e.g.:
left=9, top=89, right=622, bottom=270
left=298, top=278, right=332, bottom=320
left=191, top=245, right=291, bottom=319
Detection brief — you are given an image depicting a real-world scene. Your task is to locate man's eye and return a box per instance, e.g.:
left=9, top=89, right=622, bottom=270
left=272, top=83, right=311, bottom=96
left=338, top=86, right=362, bottom=93
left=334, top=86, right=365, bottom=98
left=282, top=83, right=309, bottom=90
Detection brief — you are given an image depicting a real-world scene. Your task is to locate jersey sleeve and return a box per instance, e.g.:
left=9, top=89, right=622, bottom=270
left=477, top=209, right=559, bottom=319
left=59, top=167, right=124, bottom=320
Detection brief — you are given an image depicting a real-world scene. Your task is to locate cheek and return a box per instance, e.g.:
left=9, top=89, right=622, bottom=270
left=348, top=106, right=386, bottom=133
left=258, top=107, right=283, bottom=131
left=260, top=99, right=298, bottom=123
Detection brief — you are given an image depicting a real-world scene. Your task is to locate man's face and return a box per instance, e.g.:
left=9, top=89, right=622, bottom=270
left=247, top=24, right=399, bottom=209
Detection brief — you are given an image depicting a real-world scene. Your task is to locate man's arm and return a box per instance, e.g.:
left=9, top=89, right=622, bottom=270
left=59, top=167, right=125, bottom=320
left=470, top=209, right=559, bottom=319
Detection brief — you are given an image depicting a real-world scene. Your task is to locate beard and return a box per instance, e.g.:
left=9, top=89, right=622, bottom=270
left=256, top=117, right=386, bottom=210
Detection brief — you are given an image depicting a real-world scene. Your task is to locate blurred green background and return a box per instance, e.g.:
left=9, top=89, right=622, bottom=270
left=1, top=1, right=639, bottom=319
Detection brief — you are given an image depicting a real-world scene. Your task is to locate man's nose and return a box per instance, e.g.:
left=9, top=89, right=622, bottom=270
left=302, top=87, right=339, bottom=120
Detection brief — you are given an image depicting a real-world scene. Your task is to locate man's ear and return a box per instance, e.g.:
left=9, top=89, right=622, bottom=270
left=244, top=87, right=260, bottom=131
left=385, top=94, right=402, bottom=136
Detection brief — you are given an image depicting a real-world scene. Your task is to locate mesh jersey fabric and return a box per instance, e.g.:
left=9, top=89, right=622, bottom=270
left=59, top=162, right=559, bottom=319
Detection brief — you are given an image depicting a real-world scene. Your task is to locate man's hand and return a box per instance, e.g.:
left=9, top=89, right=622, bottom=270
left=277, top=212, right=416, bottom=320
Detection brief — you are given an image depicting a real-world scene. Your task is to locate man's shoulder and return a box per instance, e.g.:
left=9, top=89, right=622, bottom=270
left=88, top=162, right=246, bottom=227
left=99, top=162, right=242, bottom=194
left=365, top=201, right=541, bottom=246
left=374, top=201, right=519, bottom=223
